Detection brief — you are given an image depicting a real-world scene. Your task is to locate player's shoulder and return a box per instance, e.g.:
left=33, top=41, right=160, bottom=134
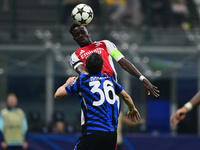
left=101, top=73, right=113, bottom=80
left=70, top=47, right=84, bottom=59
left=74, top=47, right=85, bottom=54
left=101, top=40, right=117, bottom=49
left=1, top=108, right=8, bottom=114
left=16, top=108, right=24, bottom=113
left=101, top=40, right=112, bottom=45
left=94, top=40, right=111, bottom=45
left=78, top=74, right=90, bottom=81
left=103, top=74, right=118, bottom=83
left=79, top=74, right=88, bottom=78
left=101, top=40, right=111, bottom=43
left=0, top=108, right=24, bottom=115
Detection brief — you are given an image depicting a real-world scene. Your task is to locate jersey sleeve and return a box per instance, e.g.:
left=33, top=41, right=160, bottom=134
left=111, top=78, right=123, bottom=94
left=103, top=40, right=124, bottom=62
left=65, top=84, right=75, bottom=96
left=0, top=114, right=4, bottom=133
left=65, top=78, right=79, bottom=95
left=0, top=114, right=4, bottom=142
left=22, top=113, right=28, bottom=135
left=70, top=52, right=84, bottom=69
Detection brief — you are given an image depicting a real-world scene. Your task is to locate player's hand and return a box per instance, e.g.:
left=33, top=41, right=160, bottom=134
left=22, top=141, right=29, bottom=150
left=127, top=108, right=141, bottom=122
left=66, top=77, right=78, bottom=85
left=143, top=78, right=160, bottom=97
left=1, top=141, right=7, bottom=150
left=170, top=107, right=189, bottom=126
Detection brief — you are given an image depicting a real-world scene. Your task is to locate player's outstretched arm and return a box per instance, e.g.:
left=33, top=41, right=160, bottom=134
left=118, top=90, right=141, bottom=122
left=170, top=91, right=200, bottom=126
left=54, top=77, right=78, bottom=99
left=118, top=58, right=160, bottom=97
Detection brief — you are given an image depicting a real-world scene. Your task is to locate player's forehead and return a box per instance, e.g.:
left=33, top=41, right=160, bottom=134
left=72, top=26, right=87, bottom=34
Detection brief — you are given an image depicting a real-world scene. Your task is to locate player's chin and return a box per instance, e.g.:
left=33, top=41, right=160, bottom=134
left=79, top=41, right=87, bottom=47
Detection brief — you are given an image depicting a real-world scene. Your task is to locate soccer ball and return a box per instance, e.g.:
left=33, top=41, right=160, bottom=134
left=71, top=4, right=94, bottom=25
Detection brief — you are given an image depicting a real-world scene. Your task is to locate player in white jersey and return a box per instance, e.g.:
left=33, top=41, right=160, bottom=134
left=69, top=23, right=160, bottom=97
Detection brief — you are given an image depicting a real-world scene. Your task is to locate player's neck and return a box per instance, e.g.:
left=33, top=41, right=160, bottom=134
left=80, top=41, right=93, bottom=47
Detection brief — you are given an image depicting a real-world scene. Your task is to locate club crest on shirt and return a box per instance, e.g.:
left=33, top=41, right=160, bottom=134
left=70, top=56, right=75, bottom=65
left=95, top=42, right=101, bottom=47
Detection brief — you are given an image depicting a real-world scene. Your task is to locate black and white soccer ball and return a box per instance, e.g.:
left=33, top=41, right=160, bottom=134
left=71, top=4, right=94, bottom=25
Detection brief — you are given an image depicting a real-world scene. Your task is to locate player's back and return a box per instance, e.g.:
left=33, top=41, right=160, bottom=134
left=76, top=73, right=122, bottom=135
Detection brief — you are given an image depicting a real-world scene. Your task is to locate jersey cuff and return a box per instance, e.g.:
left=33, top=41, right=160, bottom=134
left=74, top=62, right=84, bottom=69
left=65, top=87, right=73, bottom=96
left=115, top=55, right=124, bottom=62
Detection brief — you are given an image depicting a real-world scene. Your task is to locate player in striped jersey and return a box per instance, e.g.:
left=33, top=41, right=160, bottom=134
left=69, top=23, right=160, bottom=97
left=55, top=53, right=140, bottom=150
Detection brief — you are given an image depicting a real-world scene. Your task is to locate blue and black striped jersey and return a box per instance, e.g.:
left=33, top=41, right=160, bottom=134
left=65, top=73, right=123, bottom=135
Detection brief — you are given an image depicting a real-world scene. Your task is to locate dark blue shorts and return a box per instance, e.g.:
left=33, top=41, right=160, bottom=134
left=7, top=146, right=23, bottom=150
left=75, top=131, right=117, bottom=150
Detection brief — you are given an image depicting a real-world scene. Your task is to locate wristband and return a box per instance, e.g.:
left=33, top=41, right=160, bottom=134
left=184, top=102, right=193, bottom=111
left=139, top=75, right=146, bottom=81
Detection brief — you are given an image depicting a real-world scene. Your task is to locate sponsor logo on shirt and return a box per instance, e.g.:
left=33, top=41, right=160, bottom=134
left=79, top=48, right=103, bottom=59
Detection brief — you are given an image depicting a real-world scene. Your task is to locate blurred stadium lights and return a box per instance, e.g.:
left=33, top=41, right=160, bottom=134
left=112, top=28, right=199, bottom=80
left=186, top=28, right=200, bottom=46
left=45, top=42, right=52, bottom=49
left=132, top=56, right=140, bottom=63
left=0, top=68, right=4, bottom=74
left=121, top=32, right=130, bottom=41
left=1, top=0, right=9, bottom=12
left=129, top=43, right=156, bottom=79
left=121, top=43, right=129, bottom=50
left=54, top=42, right=61, bottom=49
left=197, top=44, right=200, bottom=50
left=35, top=29, right=74, bottom=76
left=111, top=30, right=157, bottom=79
left=34, top=28, right=75, bottom=124
left=110, top=31, right=120, bottom=40
left=55, top=55, right=62, bottom=62
left=110, top=31, right=130, bottom=41
left=130, top=43, right=138, bottom=51
left=154, top=70, right=162, bottom=77
left=144, top=70, right=153, bottom=77
left=142, top=56, right=150, bottom=64
left=35, top=30, right=43, bottom=39
left=44, top=30, right=53, bottom=39
left=35, top=30, right=52, bottom=40
left=187, top=32, right=195, bottom=41
left=3, top=50, right=45, bottom=75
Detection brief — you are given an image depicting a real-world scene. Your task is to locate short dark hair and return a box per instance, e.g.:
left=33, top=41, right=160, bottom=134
left=70, top=23, right=80, bottom=34
left=69, top=23, right=87, bottom=35
left=86, top=53, right=103, bottom=75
